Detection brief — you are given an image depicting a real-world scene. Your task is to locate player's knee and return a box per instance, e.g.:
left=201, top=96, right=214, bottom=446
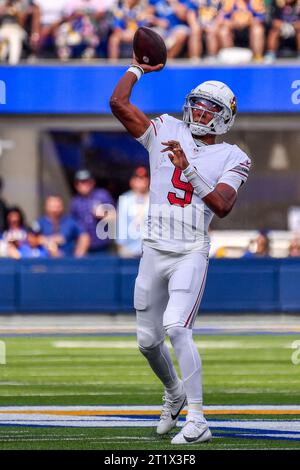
left=137, top=328, right=163, bottom=352
left=167, top=325, right=186, bottom=340
left=167, top=326, right=192, bottom=351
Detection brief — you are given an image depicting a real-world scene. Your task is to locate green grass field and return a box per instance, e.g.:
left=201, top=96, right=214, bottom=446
left=0, top=334, right=300, bottom=450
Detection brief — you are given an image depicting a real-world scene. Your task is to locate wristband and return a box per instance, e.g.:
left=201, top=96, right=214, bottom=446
left=183, top=164, right=214, bottom=199
left=127, top=65, right=144, bottom=81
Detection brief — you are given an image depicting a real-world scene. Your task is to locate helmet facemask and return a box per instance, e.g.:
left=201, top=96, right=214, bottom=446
left=183, top=93, right=235, bottom=136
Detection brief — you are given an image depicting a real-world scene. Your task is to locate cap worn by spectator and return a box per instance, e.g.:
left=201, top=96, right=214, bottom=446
left=74, top=169, right=93, bottom=181
left=28, top=222, right=42, bottom=235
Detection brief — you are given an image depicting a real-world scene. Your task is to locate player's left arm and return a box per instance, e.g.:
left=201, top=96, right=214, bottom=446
left=162, top=140, right=244, bottom=218
left=202, top=183, right=237, bottom=218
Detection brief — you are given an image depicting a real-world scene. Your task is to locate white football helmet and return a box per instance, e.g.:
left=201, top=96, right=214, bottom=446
left=183, top=80, right=237, bottom=136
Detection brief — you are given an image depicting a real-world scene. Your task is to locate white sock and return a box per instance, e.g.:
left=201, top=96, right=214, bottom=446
left=187, top=403, right=205, bottom=422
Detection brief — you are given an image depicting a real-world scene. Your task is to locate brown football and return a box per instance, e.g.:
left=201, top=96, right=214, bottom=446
left=133, top=27, right=167, bottom=68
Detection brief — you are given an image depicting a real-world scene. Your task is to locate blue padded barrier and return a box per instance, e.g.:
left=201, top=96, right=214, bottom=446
left=279, top=259, right=300, bottom=312
left=119, top=258, right=139, bottom=311
left=0, top=256, right=300, bottom=313
left=201, top=258, right=281, bottom=312
left=0, top=259, right=17, bottom=312
left=18, top=257, right=120, bottom=312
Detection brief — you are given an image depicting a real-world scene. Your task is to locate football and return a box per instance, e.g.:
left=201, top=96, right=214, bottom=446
left=133, top=27, right=167, bottom=68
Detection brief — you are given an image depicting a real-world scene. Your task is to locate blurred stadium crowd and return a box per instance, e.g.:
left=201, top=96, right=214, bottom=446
left=0, top=0, right=299, bottom=64
left=0, top=168, right=151, bottom=259
left=1, top=170, right=300, bottom=260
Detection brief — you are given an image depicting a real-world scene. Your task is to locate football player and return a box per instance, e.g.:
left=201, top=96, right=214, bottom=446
left=110, top=58, right=251, bottom=444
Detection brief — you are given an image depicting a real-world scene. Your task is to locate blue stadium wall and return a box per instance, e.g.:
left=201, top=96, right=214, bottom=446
left=0, top=64, right=300, bottom=114
left=0, top=257, right=300, bottom=313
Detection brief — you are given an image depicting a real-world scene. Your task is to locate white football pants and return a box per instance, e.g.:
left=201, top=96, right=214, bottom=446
left=134, top=244, right=208, bottom=404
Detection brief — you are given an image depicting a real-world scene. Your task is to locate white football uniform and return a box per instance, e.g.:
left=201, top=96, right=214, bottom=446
left=134, top=114, right=251, bottom=334
left=137, top=114, right=251, bottom=255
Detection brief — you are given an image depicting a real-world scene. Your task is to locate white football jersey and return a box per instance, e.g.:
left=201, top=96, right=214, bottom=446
left=137, top=114, right=251, bottom=254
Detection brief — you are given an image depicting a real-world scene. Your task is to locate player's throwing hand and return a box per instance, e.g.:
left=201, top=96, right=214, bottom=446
left=161, top=140, right=189, bottom=170
left=132, top=54, right=164, bottom=74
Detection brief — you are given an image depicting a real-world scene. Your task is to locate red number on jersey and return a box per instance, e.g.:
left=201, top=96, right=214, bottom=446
left=167, top=167, right=194, bottom=208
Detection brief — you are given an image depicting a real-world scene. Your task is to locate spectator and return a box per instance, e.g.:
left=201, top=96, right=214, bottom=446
left=265, top=0, right=300, bottom=62
left=2, top=206, right=27, bottom=244
left=108, top=0, right=148, bottom=59
left=146, top=0, right=190, bottom=58
left=22, top=1, right=41, bottom=59
left=55, top=0, right=111, bottom=60
left=36, top=194, right=90, bottom=257
left=70, top=169, right=115, bottom=254
left=0, top=0, right=29, bottom=64
left=117, top=166, right=149, bottom=258
left=288, top=237, right=300, bottom=256
left=186, top=0, right=223, bottom=61
left=0, top=176, right=7, bottom=233
left=0, top=239, right=20, bottom=258
left=34, top=0, right=67, bottom=58
left=0, top=206, right=27, bottom=258
left=243, top=231, right=271, bottom=257
left=218, top=0, right=266, bottom=62
left=17, top=225, right=50, bottom=258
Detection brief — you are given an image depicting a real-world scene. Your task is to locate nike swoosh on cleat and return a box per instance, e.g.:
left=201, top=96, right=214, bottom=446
left=171, top=397, right=187, bottom=421
left=183, top=428, right=209, bottom=443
